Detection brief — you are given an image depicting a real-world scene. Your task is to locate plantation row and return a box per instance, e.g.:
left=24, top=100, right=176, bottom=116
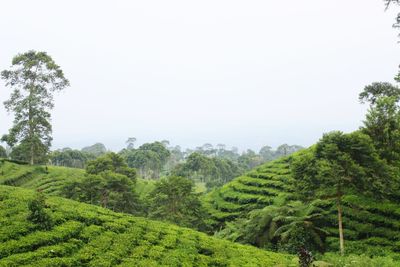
left=203, top=158, right=294, bottom=226
left=0, top=185, right=295, bottom=266
left=0, top=160, right=86, bottom=196
left=0, top=161, right=154, bottom=200
left=204, top=156, right=400, bottom=253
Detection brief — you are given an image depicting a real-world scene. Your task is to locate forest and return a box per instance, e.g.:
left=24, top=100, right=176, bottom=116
left=0, top=0, right=400, bottom=266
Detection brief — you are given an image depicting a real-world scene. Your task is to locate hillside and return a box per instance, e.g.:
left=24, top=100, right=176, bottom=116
left=0, top=159, right=154, bottom=199
left=203, top=153, right=400, bottom=254
left=0, top=185, right=294, bottom=266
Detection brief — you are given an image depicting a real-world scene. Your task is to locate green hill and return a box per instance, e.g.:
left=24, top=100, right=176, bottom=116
left=203, top=157, right=294, bottom=225
left=0, top=159, right=154, bottom=199
left=0, top=185, right=294, bottom=266
left=203, top=153, right=400, bottom=254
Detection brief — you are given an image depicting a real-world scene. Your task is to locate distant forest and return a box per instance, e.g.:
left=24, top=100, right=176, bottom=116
left=41, top=141, right=303, bottom=190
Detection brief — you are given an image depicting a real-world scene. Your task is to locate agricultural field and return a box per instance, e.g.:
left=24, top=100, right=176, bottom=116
left=203, top=154, right=400, bottom=254
left=0, top=159, right=155, bottom=199
left=0, top=185, right=295, bottom=266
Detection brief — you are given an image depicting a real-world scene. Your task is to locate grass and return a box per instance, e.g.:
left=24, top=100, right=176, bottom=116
left=0, top=185, right=296, bottom=266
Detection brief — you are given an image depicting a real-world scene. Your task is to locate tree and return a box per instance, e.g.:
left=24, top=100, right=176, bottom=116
left=126, top=149, right=162, bottom=178
left=259, top=145, right=274, bottom=161
left=172, top=152, right=242, bottom=189
left=359, top=82, right=400, bottom=105
left=363, top=96, right=400, bottom=163
left=49, top=148, right=95, bottom=168
left=86, top=152, right=136, bottom=181
left=27, top=190, right=53, bottom=230
left=359, top=83, right=400, bottom=163
left=126, top=137, right=137, bottom=149
left=63, top=171, right=140, bottom=214
left=384, top=1, right=400, bottom=79
left=292, top=131, right=390, bottom=255
left=123, top=141, right=171, bottom=179
left=81, top=143, right=107, bottom=157
left=147, top=176, right=207, bottom=230
left=216, top=201, right=327, bottom=253
left=1, top=51, right=69, bottom=165
left=138, top=142, right=170, bottom=166
left=0, top=145, right=7, bottom=158
left=63, top=153, right=140, bottom=214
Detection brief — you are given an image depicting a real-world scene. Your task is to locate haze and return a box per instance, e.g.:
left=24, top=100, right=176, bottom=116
left=0, top=0, right=399, bottom=151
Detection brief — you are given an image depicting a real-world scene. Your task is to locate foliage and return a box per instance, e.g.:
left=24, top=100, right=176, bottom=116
left=81, top=143, right=107, bottom=157
left=172, top=152, right=243, bottom=190
left=63, top=153, right=140, bottom=214
left=216, top=201, right=327, bottom=254
left=204, top=152, right=400, bottom=255
left=359, top=82, right=400, bottom=104
left=27, top=190, right=53, bottom=230
left=123, top=141, right=170, bottom=179
left=50, top=148, right=96, bottom=168
left=67, top=171, right=140, bottom=213
left=1, top=50, right=69, bottom=165
left=147, top=176, right=208, bottom=231
left=293, top=131, right=391, bottom=255
left=0, top=185, right=295, bottom=266
left=86, top=152, right=136, bottom=181
left=0, top=145, right=7, bottom=158
left=359, top=82, right=400, bottom=164
left=319, top=252, right=400, bottom=267
left=298, top=247, right=314, bottom=267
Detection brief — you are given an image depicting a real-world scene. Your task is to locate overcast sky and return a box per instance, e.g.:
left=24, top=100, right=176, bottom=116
left=0, top=0, right=399, bottom=152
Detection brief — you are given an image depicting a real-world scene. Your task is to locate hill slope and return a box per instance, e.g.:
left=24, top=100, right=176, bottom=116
left=203, top=153, right=400, bottom=254
left=0, top=185, right=294, bottom=266
left=0, top=160, right=154, bottom=199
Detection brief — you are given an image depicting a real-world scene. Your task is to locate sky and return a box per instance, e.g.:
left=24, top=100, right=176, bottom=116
left=0, top=0, right=399, bottom=152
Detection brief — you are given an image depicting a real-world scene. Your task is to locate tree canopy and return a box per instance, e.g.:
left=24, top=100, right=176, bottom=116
left=1, top=51, right=69, bottom=164
left=147, top=176, right=208, bottom=230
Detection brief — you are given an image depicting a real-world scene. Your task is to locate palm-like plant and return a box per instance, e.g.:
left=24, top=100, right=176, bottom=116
left=217, top=201, right=328, bottom=253
left=271, top=201, right=328, bottom=253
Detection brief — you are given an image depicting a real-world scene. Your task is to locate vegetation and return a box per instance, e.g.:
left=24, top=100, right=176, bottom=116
left=0, top=1, right=399, bottom=265
left=147, top=176, right=208, bottom=231
left=62, top=153, right=140, bottom=214
left=81, top=143, right=108, bottom=157
left=205, top=151, right=400, bottom=255
left=293, top=131, right=391, bottom=255
left=27, top=190, right=53, bottom=230
left=172, top=152, right=243, bottom=190
left=0, top=185, right=295, bottom=266
left=0, top=146, right=6, bottom=158
left=50, top=148, right=96, bottom=169
left=1, top=51, right=69, bottom=165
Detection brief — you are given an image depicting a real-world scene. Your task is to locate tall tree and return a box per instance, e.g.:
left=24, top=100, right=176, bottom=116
left=1, top=51, right=69, bottom=164
left=359, top=83, right=400, bottom=163
left=0, top=145, right=7, bottom=158
left=384, top=0, right=400, bottom=79
left=126, top=137, right=137, bottom=149
left=293, top=132, right=389, bottom=255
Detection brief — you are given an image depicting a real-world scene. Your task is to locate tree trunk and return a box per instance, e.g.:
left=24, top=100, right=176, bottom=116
left=337, top=195, right=345, bottom=256
left=28, top=80, right=35, bottom=165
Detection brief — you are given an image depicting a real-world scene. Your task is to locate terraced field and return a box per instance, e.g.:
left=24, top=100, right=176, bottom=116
left=203, top=154, right=400, bottom=253
left=0, top=185, right=295, bottom=266
left=0, top=160, right=154, bottom=199
left=203, top=157, right=294, bottom=226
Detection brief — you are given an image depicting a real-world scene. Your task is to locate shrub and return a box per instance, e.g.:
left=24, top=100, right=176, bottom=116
left=27, top=191, right=53, bottom=230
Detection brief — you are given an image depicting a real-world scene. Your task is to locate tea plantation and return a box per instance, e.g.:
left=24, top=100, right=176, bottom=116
left=203, top=154, right=400, bottom=254
left=0, top=185, right=295, bottom=266
left=0, top=159, right=154, bottom=199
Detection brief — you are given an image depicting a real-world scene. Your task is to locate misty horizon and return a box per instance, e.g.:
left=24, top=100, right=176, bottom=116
left=1, top=0, right=399, bottom=152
